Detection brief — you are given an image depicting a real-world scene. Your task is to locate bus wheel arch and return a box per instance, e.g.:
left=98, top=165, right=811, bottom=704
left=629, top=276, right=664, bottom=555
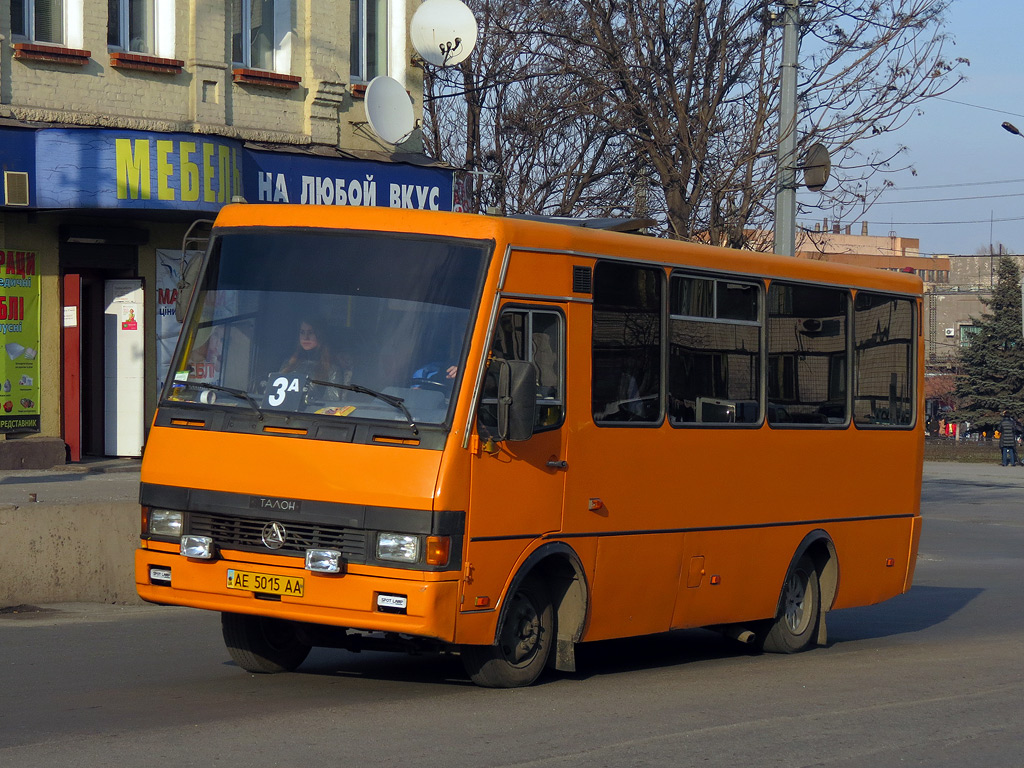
left=520, top=543, right=589, bottom=673
left=462, top=542, right=589, bottom=687
left=760, top=531, right=838, bottom=653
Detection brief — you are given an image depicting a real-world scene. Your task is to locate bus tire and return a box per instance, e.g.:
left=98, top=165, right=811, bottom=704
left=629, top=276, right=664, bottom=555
left=761, top=555, right=821, bottom=654
left=221, top=612, right=311, bottom=673
left=461, top=576, right=554, bottom=688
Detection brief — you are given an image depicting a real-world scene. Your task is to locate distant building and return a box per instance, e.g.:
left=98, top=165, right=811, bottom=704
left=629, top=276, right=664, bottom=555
left=924, top=252, right=1024, bottom=367
left=796, top=219, right=949, bottom=283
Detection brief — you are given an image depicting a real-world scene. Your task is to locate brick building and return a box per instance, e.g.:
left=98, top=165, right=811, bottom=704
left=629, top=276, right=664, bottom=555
left=1, top=1, right=456, bottom=467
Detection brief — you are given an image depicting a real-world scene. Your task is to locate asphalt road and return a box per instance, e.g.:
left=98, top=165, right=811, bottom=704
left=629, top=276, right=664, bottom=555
left=1, top=463, right=1021, bottom=767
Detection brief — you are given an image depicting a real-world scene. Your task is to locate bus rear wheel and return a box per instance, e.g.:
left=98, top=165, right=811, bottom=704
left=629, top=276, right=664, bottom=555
left=760, top=555, right=820, bottom=654
left=221, top=612, right=311, bottom=673
left=461, top=577, right=554, bottom=688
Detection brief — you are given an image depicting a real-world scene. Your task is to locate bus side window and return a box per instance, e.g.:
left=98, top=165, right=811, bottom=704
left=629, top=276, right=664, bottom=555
left=668, top=275, right=762, bottom=426
left=853, top=293, right=915, bottom=427
left=592, top=262, right=663, bottom=424
left=767, top=282, right=849, bottom=426
left=478, top=308, right=565, bottom=434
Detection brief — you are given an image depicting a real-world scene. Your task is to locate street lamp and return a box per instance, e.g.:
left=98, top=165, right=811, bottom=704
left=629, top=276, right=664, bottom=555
left=1005, top=121, right=1024, bottom=338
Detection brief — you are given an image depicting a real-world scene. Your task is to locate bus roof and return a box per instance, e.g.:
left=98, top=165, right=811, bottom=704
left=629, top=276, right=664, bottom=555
left=212, top=204, right=923, bottom=295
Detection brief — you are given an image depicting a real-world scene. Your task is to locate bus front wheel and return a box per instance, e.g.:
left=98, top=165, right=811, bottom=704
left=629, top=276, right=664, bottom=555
left=760, top=555, right=821, bottom=654
left=221, top=612, right=311, bottom=673
left=461, top=577, right=554, bottom=688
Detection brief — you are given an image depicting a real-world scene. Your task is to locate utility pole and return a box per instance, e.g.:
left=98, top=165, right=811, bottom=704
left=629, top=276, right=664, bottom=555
left=774, top=0, right=800, bottom=257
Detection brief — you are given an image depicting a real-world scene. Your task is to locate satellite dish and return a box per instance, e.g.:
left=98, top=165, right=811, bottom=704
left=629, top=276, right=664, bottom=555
left=410, top=0, right=478, bottom=67
left=801, top=143, right=831, bottom=192
left=364, top=76, right=416, bottom=145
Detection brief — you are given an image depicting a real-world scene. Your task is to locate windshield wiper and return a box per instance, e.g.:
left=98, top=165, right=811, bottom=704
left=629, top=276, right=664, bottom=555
left=174, top=381, right=264, bottom=421
left=311, top=380, right=419, bottom=435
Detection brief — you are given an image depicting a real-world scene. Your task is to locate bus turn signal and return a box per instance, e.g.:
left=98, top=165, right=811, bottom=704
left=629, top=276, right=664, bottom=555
left=426, top=536, right=450, bottom=566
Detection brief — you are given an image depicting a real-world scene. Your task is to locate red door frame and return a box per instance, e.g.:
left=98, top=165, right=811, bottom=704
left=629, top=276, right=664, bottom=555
left=62, top=273, right=82, bottom=462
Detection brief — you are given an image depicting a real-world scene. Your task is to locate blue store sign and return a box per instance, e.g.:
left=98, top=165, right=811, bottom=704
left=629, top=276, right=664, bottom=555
left=246, top=150, right=453, bottom=211
left=17, top=127, right=453, bottom=212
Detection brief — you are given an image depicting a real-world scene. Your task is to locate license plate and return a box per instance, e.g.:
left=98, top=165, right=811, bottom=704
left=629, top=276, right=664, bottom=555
left=226, top=569, right=304, bottom=597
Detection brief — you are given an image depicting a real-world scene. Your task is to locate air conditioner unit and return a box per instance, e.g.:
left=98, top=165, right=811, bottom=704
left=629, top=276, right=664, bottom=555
left=945, top=328, right=955, bottom=337
left=4, top=171, right=30, bottom=206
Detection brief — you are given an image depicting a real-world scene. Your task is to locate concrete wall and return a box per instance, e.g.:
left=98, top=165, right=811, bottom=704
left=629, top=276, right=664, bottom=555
left=0, top=500, right=142, bottom=605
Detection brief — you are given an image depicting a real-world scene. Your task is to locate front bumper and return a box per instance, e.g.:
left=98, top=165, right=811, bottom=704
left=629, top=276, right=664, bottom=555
left=135, top=545, right=460, bottom=642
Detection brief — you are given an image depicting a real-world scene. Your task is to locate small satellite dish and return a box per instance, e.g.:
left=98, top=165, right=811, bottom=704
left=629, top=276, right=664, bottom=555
left=801, top=143, right=831, bottom=192
left=364, top=76, right=416, bottom=145
left=410, top=0, right=478, bottom=67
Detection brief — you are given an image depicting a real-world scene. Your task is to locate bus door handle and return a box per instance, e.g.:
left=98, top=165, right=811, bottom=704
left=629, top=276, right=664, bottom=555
left=546, top=460, right=568, bottom=470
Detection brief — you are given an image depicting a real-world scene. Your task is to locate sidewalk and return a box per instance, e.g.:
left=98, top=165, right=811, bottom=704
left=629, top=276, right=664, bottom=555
left=0, top=457, right=141, bottom=507
left=922, top=459, right=1024, bottom=486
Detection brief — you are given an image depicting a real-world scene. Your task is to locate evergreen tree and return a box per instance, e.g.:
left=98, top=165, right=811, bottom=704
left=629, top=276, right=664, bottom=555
left=953, top=256, right=1024, bottom=431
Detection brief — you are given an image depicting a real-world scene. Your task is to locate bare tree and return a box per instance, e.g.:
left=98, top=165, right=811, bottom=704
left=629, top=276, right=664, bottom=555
left=424, top=1, right=965, bottom=246
left=424, top=1, right=636, bottom=216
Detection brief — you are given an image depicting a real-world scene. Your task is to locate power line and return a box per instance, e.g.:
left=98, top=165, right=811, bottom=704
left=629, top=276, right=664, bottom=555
left=865, top=215, right=1024, bottom=226
left=888, top=177, right=1024, bottom=192
left=873, top=191, right=1024, bottom=205
left=933, top=97, right=1024, bottom=120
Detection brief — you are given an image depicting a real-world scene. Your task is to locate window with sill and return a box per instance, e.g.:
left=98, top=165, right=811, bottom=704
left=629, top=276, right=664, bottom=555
left=232, top=0, right=291, bottom=73
left=107, top=0, right=176, bottom=67
left=350, top=0, right=387, bottom=82
left=11, top=0, right=65, bottom=45
left=107, top=0, right=154, bottom=54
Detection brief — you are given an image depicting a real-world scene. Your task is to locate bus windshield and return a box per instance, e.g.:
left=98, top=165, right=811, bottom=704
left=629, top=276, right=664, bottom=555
left=163, top=228, right=490, bottom=428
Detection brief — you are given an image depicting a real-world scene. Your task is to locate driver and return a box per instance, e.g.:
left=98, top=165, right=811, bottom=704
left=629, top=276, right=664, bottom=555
left=280, top=317, right=350, bottom=401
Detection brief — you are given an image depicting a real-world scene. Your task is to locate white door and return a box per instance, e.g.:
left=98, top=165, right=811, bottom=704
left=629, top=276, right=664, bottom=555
left=104, top=279, right=144, bottom=456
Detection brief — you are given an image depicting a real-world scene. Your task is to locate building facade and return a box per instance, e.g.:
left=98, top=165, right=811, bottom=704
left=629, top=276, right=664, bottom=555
left=796, top=220, right=950, bottom=283
left=923, top=253, right=1024, bottom=367
left=1, top=1, right=456, bottom=467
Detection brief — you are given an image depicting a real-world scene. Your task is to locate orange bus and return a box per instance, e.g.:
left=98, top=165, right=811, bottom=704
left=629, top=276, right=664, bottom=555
left=136, top=205, right=922, bottom=687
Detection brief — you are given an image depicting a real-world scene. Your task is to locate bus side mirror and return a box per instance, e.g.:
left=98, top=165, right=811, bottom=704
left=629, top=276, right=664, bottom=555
left=497, top=359, right=537, bottom=441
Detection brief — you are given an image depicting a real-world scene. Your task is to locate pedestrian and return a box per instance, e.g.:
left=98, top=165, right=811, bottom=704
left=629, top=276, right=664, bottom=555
left=998, top=410, right=1020, bottom=466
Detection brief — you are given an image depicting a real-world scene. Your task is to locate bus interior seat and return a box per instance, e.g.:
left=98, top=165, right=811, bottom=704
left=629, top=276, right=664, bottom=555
left=532, top=332, right=558, bottom=394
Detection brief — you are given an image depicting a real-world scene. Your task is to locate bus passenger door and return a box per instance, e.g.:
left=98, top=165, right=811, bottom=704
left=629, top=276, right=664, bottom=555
left=463, top=304, right=568, bottom=614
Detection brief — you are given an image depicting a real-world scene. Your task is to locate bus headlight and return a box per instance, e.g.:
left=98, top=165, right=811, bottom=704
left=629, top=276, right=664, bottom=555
left=376, top=533, right=420, bottom=563
left=149, top=509, right=183, bottom=537
left=306, top=549, right=343, bottom=573
left=181, top=535, right=214, bottom=559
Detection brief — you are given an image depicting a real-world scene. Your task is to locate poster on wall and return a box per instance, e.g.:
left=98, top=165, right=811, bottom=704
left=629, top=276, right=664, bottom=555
left=156, top=249, right=204, bottom=393
left=0, top=249, right=41, bottom=433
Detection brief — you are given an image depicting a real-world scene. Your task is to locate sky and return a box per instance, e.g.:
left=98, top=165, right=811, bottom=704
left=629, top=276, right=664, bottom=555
left=795, top=1, right=1024, bottom=257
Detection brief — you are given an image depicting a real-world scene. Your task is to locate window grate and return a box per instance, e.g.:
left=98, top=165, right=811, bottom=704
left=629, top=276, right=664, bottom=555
left=189, top=512, right=368, bottom=561
left=572, top=265, right=592, bottom=294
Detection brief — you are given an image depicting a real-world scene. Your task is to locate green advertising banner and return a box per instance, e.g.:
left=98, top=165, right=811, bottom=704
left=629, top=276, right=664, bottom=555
left=0, top=249, right=41, bottom=433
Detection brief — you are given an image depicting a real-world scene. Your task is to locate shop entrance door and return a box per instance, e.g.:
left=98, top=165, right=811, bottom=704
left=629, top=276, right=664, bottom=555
left=104, top=279, right=144, bottom=456
left=61, top=242, right=138, bottom=460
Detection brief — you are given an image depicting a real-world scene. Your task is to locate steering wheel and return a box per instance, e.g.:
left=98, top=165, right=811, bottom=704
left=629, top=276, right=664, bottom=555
left=411, top=377, right=450, bottom=391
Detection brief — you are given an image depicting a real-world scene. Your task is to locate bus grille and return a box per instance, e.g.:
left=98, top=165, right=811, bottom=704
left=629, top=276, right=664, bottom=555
left=188, top=512, right=368, bottom=561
